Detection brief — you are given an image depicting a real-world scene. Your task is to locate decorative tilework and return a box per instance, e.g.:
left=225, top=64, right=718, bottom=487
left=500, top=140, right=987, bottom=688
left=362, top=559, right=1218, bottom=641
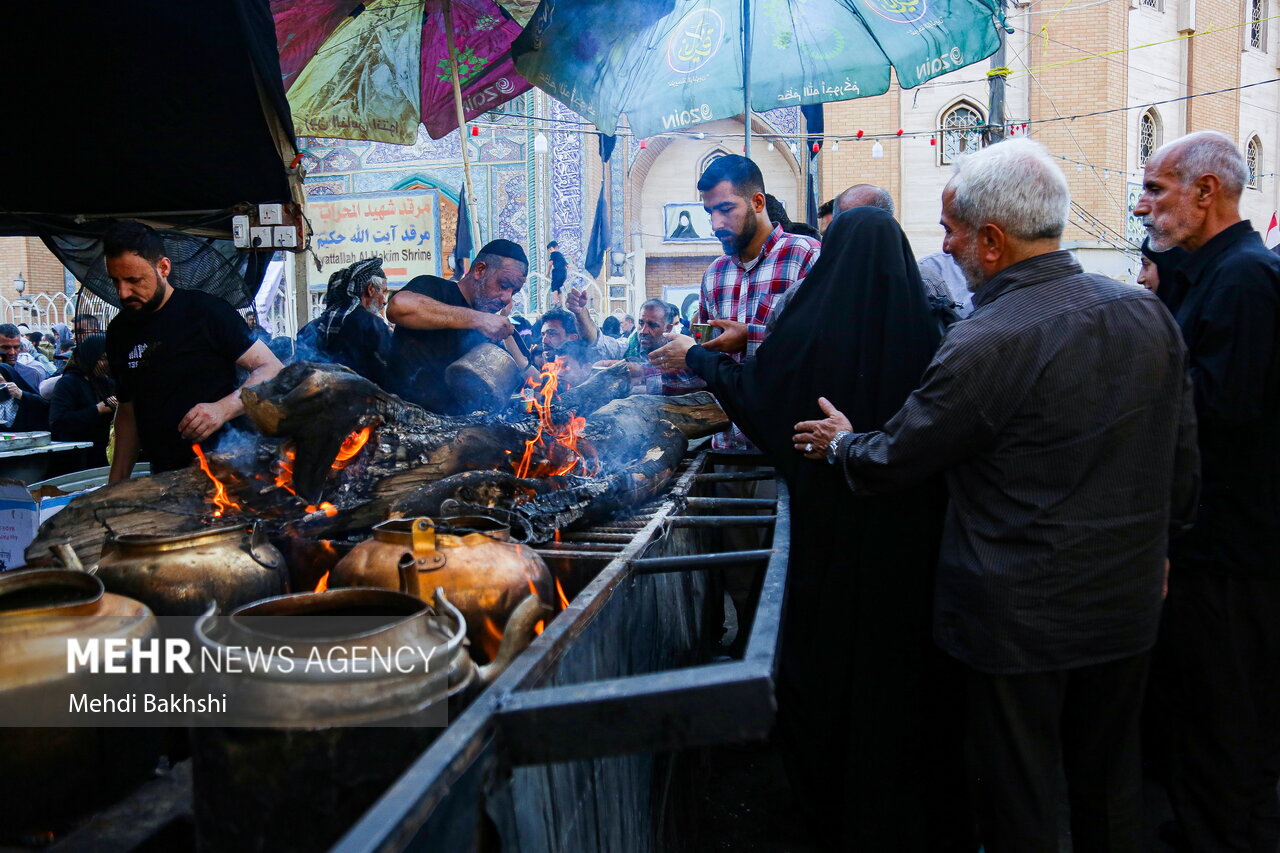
left=492, top=166, right=528, bottom=245
left=550, top=100, right=585, bottom=264
left=364, top=126, right=462, bottom=164
left=319, top=148, right=360, bottom=173
left=303, top=179, right=347, bottom=197
left=610, top=148, right=625, bottom=253
left=478, top=137, right=522, bottom=163
left=760, top=106, right=800, bottom=137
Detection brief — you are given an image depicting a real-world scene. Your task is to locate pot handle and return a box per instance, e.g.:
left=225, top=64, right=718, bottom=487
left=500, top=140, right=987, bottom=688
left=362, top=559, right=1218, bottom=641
left=51, top=541, right=98, bottom=575
left=248, top=521, right=283, bottom=570
left=411, top=517, right=446, bottom=564
left=477, top=594, right=553, bottom=686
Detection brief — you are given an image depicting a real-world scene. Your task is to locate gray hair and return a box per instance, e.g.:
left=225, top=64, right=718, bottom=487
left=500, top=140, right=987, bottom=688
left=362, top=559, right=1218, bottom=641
left=836, top=184, right=895, bottom=217
left=640, top=298, right=675, bottom=323
left=1160, top=130, right=1249, bottom=198
left=947, top=138, right=1070, bottom=241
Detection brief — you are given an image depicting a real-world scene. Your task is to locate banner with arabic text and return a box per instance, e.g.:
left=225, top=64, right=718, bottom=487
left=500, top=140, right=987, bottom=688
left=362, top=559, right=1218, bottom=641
left=307, top=190, right=442, bottom=289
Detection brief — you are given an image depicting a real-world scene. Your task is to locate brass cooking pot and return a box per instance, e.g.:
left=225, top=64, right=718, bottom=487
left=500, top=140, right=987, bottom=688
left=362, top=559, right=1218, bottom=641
left=444, top=342, right=522, bottom=412
left=330, top=516, right=553, bottom=662
left=82, top=522, right=286, bottom=617
left=0, top=569, right=162, bottom=832
left=189, top=581, right=548, bottom=853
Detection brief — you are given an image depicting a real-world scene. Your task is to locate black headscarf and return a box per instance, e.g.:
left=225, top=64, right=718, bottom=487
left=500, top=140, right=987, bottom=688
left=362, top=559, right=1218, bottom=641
left=67, top=332, right=113, bottom=399
left=1141, top=237, right=1190, bottom=311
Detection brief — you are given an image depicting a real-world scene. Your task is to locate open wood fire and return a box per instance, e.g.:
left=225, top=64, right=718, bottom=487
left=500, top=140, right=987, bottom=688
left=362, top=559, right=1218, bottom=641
left=27, top=361, right=727, bottom=577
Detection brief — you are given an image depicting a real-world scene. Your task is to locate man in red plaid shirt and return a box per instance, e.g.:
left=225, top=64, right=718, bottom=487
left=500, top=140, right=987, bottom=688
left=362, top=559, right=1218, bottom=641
left=688, top=155, right=820, bottom=451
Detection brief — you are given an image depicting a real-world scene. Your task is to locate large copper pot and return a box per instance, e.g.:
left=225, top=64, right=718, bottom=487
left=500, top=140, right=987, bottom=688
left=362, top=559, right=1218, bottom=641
left=0, top=569, right=162, bottom=832
left=330, top=515, right=552, bottom=661
left=189, top=574, right=548, bottom=853
left=76, top=522, right=286, bottom=617
left=445, top=342, right=522, bottom=412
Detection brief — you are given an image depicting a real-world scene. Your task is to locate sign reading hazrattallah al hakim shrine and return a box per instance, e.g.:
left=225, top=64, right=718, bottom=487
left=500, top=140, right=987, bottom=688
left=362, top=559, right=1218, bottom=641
left=306, top=190, right=442, bottom=290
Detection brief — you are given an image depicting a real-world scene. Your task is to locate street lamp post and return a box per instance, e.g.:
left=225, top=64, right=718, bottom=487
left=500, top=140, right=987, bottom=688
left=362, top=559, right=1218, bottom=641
left=12, top=273, right=28, bottom=325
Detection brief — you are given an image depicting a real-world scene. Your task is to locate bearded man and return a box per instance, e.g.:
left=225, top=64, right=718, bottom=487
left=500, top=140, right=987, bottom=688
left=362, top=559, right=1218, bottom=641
left=104, top=220, right=282, bottom=480
left=687, top=155, right=819, bottom=451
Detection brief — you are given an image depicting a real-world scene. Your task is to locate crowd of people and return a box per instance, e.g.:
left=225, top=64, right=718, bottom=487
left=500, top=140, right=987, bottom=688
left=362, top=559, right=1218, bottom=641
left=643, top=136, right=1276, bottom=853
left=15, top=128, right=1274, bottom=851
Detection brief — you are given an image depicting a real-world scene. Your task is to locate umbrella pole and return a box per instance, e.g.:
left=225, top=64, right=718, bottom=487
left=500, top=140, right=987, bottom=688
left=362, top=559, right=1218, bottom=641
left=443, top=0, right=477, bottom=227
left=742, top=0, right=751, bottom=158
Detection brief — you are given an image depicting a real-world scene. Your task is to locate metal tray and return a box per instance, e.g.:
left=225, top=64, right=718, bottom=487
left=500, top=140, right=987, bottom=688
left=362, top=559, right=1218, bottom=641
left=0, top=431, right=51, bottom=451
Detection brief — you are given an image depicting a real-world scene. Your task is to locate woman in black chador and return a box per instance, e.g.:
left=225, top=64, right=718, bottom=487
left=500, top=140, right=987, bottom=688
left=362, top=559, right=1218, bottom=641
left=668, top=209, right=701, bottom=239
left=679, top=207, right=973, bottom=851
left=49, top=332, right=115, bottom=468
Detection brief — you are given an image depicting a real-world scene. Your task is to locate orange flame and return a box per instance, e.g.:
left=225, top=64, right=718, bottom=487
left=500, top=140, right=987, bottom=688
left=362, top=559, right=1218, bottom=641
left=192, top=444, right=242, bottom=518
left=481, top=615, right=504, bottom=660
left=555, top=577, right=570, bottom=611
left=272, top=444, right=340, bottom=517
left=511, top=359, right=599, bottom=480
left=314, top=571, right=329, bottom=593
left=332, top=426, right=373, bottom=468
left=534, top=619, right=545, bottom=635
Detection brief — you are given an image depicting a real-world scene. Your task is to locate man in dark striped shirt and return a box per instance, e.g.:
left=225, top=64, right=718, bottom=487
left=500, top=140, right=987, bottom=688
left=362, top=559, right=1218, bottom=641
left=794, top=138, right=1199, bottom=852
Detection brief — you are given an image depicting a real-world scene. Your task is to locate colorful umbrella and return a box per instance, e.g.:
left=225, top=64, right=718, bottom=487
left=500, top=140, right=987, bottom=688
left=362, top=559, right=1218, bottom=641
left=273, top=0, right=532, bottom=144
left=514, top=0, right=1003, bottom=139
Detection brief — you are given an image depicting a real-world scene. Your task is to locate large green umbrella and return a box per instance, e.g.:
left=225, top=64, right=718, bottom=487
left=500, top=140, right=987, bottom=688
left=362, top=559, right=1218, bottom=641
left=514, top=0, right=1003, bottom=139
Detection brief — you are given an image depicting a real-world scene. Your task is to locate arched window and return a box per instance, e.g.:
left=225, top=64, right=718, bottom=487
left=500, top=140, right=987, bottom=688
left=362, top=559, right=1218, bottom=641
left=940, top=102, right=984, bottom=165
left=1138, top=110, right=1161, bottom=167
left=1250, top=0, right=1267, bottom=50
left=697, top=148, right=733, bottom=181
left=1247, top=136, right=1262, bottom=188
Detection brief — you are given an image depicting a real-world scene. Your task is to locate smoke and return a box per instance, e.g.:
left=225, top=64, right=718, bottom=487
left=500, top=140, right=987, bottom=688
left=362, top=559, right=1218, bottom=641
left=210, top=419, right=267, bottom=470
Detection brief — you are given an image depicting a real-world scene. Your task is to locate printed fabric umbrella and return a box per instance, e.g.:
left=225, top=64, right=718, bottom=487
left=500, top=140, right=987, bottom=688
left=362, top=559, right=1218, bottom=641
left=273, top=0, right=533, bottom=144
left=513, top=0, right=1004, bottom=139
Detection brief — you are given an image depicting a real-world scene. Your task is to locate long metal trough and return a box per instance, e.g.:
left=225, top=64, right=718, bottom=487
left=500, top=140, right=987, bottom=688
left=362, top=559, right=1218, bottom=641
left=333, top=446, right=791, bottom=853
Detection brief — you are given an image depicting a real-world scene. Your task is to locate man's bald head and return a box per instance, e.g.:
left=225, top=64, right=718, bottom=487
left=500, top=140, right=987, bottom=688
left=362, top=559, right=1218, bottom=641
left=1153, top=130, right=1250, bottom=199
left=835, top=184, right=895, bottom=217
left=1135, top=130, right=1247, bottom=251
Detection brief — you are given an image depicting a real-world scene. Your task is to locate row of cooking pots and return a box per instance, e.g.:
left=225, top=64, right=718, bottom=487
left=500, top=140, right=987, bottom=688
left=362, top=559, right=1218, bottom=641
left=0, top=516, right=555, bottom=851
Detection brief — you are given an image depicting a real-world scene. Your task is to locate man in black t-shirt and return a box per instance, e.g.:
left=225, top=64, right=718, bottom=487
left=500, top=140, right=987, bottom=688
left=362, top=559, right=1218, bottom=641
left=386, top=239, right=531, bottom=413
left=545, top=240, right=567, bottom=307
left=103, top=221, right=283, bottom=480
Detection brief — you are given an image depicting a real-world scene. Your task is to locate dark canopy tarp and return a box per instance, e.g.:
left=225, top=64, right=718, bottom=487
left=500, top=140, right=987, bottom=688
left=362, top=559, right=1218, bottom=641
left=1, top=0, right=294, bottom=225
left=0, top=0, right=296, bottom=305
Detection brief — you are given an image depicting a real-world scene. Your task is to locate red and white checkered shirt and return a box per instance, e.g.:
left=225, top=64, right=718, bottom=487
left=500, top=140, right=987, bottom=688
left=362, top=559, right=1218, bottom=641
left=698, top=224, right=821, bottom=451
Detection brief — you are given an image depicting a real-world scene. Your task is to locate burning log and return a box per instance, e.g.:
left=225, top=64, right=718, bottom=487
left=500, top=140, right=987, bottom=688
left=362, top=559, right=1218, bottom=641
left=26, top=362, right=727, bottom=569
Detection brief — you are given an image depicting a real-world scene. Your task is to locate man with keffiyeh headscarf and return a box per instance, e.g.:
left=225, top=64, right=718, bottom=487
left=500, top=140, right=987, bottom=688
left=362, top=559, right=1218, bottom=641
left=297, top=257, right=392, bottom=386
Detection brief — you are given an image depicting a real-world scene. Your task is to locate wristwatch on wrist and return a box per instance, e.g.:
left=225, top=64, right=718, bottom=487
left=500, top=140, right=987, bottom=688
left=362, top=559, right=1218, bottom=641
left=827, top=430, right=851, bottom=465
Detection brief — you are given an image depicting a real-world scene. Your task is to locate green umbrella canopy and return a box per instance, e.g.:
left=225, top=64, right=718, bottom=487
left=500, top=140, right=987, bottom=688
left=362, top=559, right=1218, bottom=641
left=514, top=0, right=1003, bottom=138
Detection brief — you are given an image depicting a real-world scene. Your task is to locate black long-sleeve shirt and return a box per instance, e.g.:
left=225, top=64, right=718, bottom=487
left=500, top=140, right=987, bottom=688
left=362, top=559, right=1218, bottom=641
left=297, top=307, right=393, bottom=388
left=1162, top=221, right=1280, bottom=579
left=49, top=371, right=111, bottom=467
left=837, top=251, right=1199, bottom=674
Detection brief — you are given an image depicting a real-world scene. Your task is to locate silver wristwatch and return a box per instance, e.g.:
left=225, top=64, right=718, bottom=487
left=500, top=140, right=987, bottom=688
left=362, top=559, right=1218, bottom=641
left=827, top=430, right=852, bottom=465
